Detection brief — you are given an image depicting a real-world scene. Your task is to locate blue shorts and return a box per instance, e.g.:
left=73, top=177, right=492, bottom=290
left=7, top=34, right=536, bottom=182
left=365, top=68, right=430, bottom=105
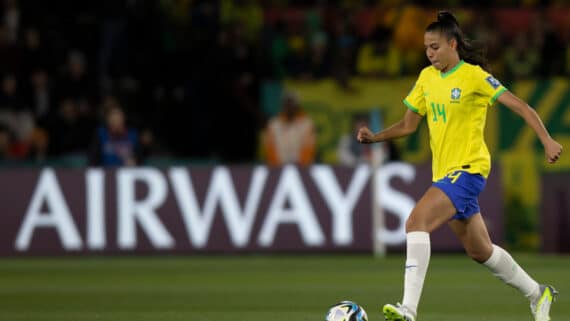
left=432, top=171, right=486, bottom=220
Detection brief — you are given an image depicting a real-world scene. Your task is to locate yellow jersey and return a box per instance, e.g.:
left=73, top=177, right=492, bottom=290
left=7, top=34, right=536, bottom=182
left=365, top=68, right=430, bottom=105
left=403, top=60, right=507, bottom=181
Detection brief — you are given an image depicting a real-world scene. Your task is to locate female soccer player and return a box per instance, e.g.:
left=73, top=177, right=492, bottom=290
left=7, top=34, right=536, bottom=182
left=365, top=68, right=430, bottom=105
left=357, top=11, right=562, bottom=321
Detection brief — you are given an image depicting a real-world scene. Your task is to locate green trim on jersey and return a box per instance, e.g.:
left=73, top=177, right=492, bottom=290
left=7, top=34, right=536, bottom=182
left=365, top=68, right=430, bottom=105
left=440, top=60, right=465, bottom=79
left=490, top=87, right=507, bottom=105
left=403, top=99, right=420, bottom=113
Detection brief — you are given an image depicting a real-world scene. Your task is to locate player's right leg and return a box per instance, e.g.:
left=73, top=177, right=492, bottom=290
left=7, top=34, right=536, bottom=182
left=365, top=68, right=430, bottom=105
left=383, top=303, right=416, bottom=321
left=383, top=186, right=456, bottom=321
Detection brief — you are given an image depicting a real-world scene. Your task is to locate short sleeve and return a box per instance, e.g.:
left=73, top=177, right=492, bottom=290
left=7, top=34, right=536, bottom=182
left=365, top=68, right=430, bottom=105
left=403, top=73, right=427, bottom=116
left=474, top=67, right=507, bottom=105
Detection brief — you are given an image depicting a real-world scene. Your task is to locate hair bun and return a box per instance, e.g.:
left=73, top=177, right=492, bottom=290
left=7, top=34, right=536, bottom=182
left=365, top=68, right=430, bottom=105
left=437, top=11, right=459, bottom=26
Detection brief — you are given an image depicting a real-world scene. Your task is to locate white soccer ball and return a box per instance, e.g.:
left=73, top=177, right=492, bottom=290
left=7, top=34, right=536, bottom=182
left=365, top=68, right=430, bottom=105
left=325, top=300, right=368, bottom=321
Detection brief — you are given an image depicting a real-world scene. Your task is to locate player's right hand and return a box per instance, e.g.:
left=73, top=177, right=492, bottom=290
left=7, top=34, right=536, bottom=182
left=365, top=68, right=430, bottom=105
left=357, top=126, right=375, bottom=144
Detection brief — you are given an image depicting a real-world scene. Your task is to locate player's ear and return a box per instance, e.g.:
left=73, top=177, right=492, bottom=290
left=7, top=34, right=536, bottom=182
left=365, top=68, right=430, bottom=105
left=449, top=38, right=458, bottom=50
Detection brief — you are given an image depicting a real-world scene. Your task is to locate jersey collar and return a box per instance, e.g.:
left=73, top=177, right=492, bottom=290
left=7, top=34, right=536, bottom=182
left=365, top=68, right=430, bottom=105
left=440, top=59, right=464, bottom=79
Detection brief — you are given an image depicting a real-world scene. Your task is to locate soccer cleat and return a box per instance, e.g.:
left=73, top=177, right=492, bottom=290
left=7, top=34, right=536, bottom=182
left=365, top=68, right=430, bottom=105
left=382, top=303, right=416, bottom=321
left=530, top=284, right=558, bottom=321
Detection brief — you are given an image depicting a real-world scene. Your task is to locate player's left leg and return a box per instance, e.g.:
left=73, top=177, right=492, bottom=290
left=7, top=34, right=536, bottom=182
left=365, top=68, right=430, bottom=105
left=449, top=214, right=557, bottom=321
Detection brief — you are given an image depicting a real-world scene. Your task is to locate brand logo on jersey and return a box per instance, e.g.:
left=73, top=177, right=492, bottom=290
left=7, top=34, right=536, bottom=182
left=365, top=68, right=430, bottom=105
left=486, top=76, right=501, bottom=89
left=451, top=88, right=461, bottom=100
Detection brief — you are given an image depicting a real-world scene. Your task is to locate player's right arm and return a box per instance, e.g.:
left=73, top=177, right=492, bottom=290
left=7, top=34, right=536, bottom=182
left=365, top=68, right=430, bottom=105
left=359, top=71, right=426, bottom=144
left=357, top=109, right=423, bottom=144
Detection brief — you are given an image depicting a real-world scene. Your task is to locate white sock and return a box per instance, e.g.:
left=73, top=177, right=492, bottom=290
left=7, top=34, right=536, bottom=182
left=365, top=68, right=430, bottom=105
left=483, top=244, right=540, bottom=301
left=402, top=231, right=430, bottom=316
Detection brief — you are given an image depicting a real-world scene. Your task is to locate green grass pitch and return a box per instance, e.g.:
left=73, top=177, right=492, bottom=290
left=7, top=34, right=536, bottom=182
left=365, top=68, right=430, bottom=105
left=0, top=254, right=568, bottom=321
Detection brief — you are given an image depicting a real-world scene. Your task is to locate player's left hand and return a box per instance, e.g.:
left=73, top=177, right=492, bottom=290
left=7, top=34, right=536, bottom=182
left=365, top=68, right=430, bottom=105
left=544, top=138, right=563, bottom=164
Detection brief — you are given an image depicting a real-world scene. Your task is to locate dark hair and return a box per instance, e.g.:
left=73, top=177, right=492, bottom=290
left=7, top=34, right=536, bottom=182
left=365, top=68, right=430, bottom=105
left=426, top=11, right=488, bottom=71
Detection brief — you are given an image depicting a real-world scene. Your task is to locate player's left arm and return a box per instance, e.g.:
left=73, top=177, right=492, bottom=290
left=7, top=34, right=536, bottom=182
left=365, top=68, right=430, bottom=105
left=498, top=91, right=563, bottom=163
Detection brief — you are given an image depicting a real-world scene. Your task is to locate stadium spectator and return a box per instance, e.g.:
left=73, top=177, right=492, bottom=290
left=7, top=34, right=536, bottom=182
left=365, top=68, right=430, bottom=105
left=26, top=127, right=48, bottom=163
left=262, top=91, right=316, bottom=166
left=26, top=69, right=53, bottom=123
left=98, top=0, right=130, bottom=82
left=0, top=1, right=565, bottom=165
left=0, top=74, right=34, bottom=141
left=0, top=123, right=23, bottom=162
left=268, top=19, right=289, bottom=79
left=3, top=0, right=20, bottom=43
left=89, top=102, right=140, bottom=166
left=213, top=20, right=261, bottom=163
left=45, top=98, right=95, bottom=157
left=503, top=33, right=539, bottom=80
left=220, top=0, right=263, bottom=44
left=21, top=27, right=51, bottom=79
left=284, top=22, right=309, bottom=78
left=385, top=3, right=429, bottom=73
left=529, top=12, right=566, bottom=77
left=356, top=26, right=402, bottom=77
left=330, top=14, right=358, bottom=90
left=55, top=50, right=96, bottom=114
left=0, top=25, right=20, bottom=77
left=466, top=13, right=504, bottom=77
left=306, top=28, right=331, bottom=79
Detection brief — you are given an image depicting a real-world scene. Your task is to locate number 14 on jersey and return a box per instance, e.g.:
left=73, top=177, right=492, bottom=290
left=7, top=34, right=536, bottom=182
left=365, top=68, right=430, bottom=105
left=430, top=103, right=447, bottom=123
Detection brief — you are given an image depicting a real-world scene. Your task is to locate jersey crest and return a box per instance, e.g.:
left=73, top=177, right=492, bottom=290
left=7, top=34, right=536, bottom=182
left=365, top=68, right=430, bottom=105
left=451, top=88, right=461, bottom=100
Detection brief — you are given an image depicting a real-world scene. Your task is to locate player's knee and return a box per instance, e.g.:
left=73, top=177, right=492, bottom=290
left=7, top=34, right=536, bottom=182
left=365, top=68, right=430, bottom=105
left=466, top=245, right=493, bottom=263
left=405, top=213, right=424, bottom=233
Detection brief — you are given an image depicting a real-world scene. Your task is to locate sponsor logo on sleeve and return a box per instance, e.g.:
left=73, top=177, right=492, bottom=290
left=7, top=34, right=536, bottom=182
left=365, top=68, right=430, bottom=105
left=486, top=76, right=501, bottom=89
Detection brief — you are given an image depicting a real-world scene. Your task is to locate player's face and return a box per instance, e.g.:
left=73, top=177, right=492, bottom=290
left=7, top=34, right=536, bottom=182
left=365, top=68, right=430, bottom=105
left=424, top=31, right=457, bottom=72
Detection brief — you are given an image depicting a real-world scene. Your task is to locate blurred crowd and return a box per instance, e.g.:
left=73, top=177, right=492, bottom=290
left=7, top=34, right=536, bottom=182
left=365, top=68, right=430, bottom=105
left=0, top=0, right=568, bottom=166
